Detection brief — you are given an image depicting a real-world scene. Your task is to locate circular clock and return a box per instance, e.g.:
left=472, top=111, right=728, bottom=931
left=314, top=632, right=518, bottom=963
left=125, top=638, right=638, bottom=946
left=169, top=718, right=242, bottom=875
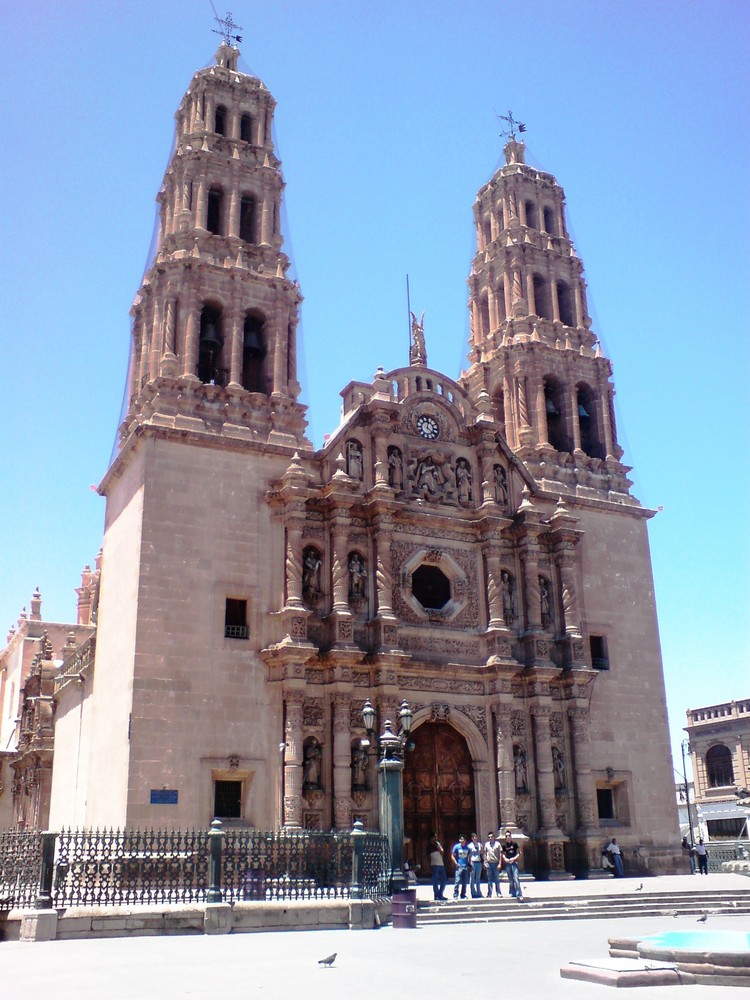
left=416, top=414, right=440, bottom=440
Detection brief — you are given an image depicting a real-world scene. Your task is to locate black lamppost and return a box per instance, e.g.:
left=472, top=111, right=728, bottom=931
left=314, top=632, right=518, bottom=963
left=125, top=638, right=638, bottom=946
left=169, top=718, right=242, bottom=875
left=362, top=698, right=413, bottom=894
left=681, top=739, right=695, bottom=848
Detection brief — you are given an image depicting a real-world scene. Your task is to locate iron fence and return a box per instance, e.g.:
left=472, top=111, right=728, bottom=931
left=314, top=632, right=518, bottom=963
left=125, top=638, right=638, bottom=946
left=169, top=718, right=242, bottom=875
left=0, top=822, right=390, bottom=909
left=0, top=829, right=43, bottom=908
left=706, top=839, right=750, bottom=873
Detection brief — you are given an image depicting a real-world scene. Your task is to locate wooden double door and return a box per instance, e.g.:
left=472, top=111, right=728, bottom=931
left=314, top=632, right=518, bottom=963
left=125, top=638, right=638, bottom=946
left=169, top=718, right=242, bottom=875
left=402, top=722, right=476, bottom=874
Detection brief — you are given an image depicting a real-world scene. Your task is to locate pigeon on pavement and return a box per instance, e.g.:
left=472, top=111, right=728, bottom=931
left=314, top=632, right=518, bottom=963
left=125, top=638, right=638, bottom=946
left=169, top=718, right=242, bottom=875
left=319, top=953, right=337, bottom=968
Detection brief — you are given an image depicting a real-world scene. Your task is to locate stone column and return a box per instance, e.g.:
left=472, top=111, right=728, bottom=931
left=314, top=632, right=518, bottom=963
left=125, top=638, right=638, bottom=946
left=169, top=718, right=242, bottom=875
left=486, top=553, right=506, bottom=630
left=520, top=540, right=541, bottom=634
left=600, top=385, right=616, bottom=459
left=374, top=519, right=394, bottom=617
left=503, top=276, right=512, bottom=320
left=163, top=295, right=177, bottom=359
left=557, top=550, right=580, bottom=637
left=551, top=278, right=560, bottom=322
left=228, top=184, right=239, bottom=238
left=526, top=272, right=536, bottom=315
left=569, top=707, right=598, bottom=834
left=332, top=695, right=353, bottom=830
left=260, top=195, right=272, bottom=245
left=331, top=521, right=349, bottom=614
left=495, top=704, right=516, bottom=829
left=568, top=387, right=582, bottom=452
left=285, top=519, right=305, bottom=608
left=372, top=430, right=389, bottom=487
left=195, top=176, right=208, bottom=231
left=272, top=307, right=288, bottom=395
left=227, top=308, right=243, bottom=388
left=535, top=380, right=548, bottom=446
left=488, top=286, right=498, bottom=332
left=574, top=281, right=584, bottom=328
left=532, top=706, right=558, bottom=833
left=283, top=693, right=304, bottom=828
left=182, top=297, right=200, bottom=380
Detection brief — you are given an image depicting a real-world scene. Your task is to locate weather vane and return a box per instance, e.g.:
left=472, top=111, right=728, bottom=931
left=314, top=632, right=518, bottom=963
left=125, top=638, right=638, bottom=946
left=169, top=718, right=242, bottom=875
left=211, top=4, right=244, bottom=47
left=498, top=111, right=527, bottom=141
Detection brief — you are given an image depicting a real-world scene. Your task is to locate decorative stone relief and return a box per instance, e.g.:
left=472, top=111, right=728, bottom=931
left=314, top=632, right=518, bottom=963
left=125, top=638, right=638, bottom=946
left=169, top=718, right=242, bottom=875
left=305, top=668, right=324, bottom=684
left=303, top=698, right=324, bottom=729
left=513, top=745, right=528, bottom=791
left=549, top=713, right=564, bottom=739
left=398, top=634, right=481, bottom=657
left=401, top=675, right=484, bottom=695
left=346, top=439, right=364, bottom=480
left=511, top=710, right=526, bottom=737
left=456, top=704, right=488, bottom=739
left=303, top=811, right=322, bottom=830
left=431, top=702, right=451, bottom=723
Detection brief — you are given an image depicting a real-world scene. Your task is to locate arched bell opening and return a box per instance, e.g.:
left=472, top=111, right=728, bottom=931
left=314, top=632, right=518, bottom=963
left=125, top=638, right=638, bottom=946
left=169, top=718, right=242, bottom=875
left=198, top=304, right=225, bottom=385
left=532, top=274, right=552, bottom=321
left=239, top=195, right=256, bottom=244
left=576, top=382, right=604, bottom=458
left=544, top=377, right=569, bottom=452
left=241, top=312, right=267, bottom=393
left=557, top=280, right=575, bottom=327
left=214, top=105, right=227, bottom=136
left=206, top=187, right=223, bottom=235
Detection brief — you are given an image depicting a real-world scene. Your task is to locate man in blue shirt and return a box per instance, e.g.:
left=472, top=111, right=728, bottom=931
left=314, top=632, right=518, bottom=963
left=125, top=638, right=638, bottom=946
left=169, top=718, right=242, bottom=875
left=451, top=835, right=470, bottom=899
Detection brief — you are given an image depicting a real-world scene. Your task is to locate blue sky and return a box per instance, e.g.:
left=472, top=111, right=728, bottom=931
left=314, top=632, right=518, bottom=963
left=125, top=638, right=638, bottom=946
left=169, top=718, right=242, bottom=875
left=2, top=0, right=748, bottom=773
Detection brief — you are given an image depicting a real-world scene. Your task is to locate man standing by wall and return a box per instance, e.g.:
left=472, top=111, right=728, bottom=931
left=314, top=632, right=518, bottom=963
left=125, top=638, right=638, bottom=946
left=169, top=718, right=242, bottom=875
left=484, top=831, right=502, bottom=897
left=606, top=838, right=624, bottom=878
left=468, top=833, right=484, bottom=898
left=429, top=832, right=447, bottom=901
left=694, top=838, right=709, bottom=875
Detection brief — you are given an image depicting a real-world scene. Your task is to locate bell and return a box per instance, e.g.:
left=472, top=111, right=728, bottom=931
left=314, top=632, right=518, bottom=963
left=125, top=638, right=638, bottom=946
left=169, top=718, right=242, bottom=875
left=545, top=396, right=559, bottom=416
left=199, top=320, right=222, bottom=354
left=243, top=326, right=266, bottom=358
left=578, top=402, right=590, bottom=418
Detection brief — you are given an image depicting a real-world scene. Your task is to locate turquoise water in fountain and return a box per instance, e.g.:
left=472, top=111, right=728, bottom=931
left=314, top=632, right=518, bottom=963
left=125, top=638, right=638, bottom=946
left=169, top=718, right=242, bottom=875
left=641, top=930, right=750, bottom=954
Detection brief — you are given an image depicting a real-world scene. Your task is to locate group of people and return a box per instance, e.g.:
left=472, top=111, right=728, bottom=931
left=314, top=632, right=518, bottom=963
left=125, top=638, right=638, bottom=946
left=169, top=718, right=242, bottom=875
left=429, top=829, right=524, bottom=902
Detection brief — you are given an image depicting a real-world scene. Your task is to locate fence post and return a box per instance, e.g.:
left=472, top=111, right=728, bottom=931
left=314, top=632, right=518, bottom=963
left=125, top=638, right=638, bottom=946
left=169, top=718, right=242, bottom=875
left=350, top=819, right=365, bottom=900
left=35, top=831, right=57, bottom=909
left=207, top=819, right=224, bottom=903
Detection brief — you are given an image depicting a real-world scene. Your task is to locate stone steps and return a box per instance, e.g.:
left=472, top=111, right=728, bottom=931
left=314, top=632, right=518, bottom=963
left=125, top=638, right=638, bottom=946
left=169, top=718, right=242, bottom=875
left=417, top=890, right=750, bottom=925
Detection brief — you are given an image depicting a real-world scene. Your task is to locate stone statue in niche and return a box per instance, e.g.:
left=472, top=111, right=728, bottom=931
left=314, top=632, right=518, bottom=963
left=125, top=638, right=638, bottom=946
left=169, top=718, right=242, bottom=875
left=455, top=458, right=473, bottom=503
left=552, top=746, right=566, bottom=790
left=501, top=570, right=516, bottom=625
left=351, top=745, right=368, bottom=790
left=346, top=440, right=364, bottom=480
left=302, top=547, right=322, bottom=606
left=303, top=739, right=322, bottom=789
left=387, top=446, right=404, bottom=490
left=493, top=464, right=508, bottom=505
left=348, top=552, right=367, bottom=599
left=539, top=576, right=552, bottom=628
left=513, top=745, right=528, bottom=792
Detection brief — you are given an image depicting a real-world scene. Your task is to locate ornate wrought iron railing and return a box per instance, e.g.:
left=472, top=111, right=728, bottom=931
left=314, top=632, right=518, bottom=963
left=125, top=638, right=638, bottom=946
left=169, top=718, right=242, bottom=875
left=0, top=829, right=43, bottom=908
left=0, top=822, right=390, bottom=909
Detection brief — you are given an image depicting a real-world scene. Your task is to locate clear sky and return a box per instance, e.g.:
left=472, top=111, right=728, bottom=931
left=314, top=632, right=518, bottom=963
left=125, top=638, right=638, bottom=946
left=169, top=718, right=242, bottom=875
left=2, top=0, right=748, bottom=773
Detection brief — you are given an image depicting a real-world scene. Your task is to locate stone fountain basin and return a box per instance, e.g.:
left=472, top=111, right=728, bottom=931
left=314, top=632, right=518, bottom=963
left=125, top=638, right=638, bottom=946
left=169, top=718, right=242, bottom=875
left=637, top=931, right=750, bottom=984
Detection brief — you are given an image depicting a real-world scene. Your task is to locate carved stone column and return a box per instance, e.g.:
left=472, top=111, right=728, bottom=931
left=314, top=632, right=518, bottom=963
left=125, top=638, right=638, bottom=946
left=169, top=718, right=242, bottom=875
left=569, top=705, right=599, bottom=873
left=330, top=516, right=354, bottom=646
left=332, top=695, right=352, bottom=830
left=532, top=704, right=565, bottom=878
left=495, top=703, right=516, bottom=830
left=226, top=306, right=243, bottom=389
left=283, top=693, right=304, bottom=828
left=485, top=552, right=506, bottom=630
left=182, top=294, right=200, bottom=380
left=373, top=516, right=398, bottom=649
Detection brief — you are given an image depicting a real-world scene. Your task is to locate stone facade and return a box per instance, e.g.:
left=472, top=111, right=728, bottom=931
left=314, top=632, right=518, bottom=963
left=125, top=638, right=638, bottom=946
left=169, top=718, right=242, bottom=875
left=1, top=42, right=680, bottom=874
left=685, top=698, right=750, bottom=840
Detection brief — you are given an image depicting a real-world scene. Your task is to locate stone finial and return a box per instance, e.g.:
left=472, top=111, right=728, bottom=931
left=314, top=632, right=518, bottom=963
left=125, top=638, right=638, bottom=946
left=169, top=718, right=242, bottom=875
left=6, top=624, right=16, bottom=644
left=282, top=451, right=307, bottom=484
left=30, top=588, right=42, bottom=621
left=331, top=452, right=353, bottom=484
left=518, top=486, right=536, bottom=512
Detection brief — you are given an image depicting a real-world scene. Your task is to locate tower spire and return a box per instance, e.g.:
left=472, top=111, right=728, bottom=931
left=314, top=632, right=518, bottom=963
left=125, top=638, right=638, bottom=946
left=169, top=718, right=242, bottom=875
left=211, top=6, right=243, bottom=48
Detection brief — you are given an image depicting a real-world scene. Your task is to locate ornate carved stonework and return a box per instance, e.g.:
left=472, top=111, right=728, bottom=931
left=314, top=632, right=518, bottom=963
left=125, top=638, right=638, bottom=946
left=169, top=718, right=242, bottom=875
left=511, top=709, right=526, bottom=737
left=431, top=702, right=451, bottom=723
left=456, top=704, right=488, bottom=739
left=304, top=811, right=322, bottom=830
left=303, top=698, right=324, bottom=729
left=549, top=713, right=564, bottom=739
left=398, top=634, right=481, bottom=657
left=305, top=668, right=324, bottom=684
left=401, top=675, right=484, bottom=695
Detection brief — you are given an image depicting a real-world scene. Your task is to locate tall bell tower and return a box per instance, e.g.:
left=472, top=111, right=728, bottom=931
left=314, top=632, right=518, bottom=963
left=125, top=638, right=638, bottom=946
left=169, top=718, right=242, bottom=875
left=463, top=136, right=632, bottom=503
left=121, top=41, right=306, bottom=448
left=79, top=40, right=309, bottom=829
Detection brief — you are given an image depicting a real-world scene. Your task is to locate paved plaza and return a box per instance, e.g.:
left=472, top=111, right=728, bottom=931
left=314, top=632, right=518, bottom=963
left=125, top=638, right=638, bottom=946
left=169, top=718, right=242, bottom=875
left=2, top=875, right=747, bottom=1000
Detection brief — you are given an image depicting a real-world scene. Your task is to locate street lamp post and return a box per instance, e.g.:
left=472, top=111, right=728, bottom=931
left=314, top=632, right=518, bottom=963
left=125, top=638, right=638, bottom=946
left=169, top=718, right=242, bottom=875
left=681, top=739, right=695, bottom=848
left=362, top=698, right=413, bottom=895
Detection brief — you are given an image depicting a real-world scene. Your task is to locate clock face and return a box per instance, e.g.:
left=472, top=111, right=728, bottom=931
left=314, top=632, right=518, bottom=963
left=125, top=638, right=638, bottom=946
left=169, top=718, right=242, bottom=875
left=416, top=414, right=440, bottom=440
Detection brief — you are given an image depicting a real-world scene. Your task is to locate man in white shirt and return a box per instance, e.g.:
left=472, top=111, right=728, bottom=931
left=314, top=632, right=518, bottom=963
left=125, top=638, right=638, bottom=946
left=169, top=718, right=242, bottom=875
left=484, top=831, right=502, bottom=897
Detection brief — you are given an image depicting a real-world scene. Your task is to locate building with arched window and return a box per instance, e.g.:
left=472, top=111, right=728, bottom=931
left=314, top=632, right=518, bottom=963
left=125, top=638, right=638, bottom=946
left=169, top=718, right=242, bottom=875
left=686, top=698, right=750, bottom=840
left=0, top=39, right=683, bottom=877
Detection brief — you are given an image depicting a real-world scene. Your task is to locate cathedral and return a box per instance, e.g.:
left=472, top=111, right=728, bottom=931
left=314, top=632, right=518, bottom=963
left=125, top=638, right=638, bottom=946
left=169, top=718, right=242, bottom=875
left=4, top=38, right=680, bottom=876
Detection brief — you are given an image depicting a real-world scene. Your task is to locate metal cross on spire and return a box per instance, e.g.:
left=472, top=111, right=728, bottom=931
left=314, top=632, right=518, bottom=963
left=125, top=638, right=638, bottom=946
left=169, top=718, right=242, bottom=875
left=211, top=4, right=244, bottom=47
left=498, top=111, right=527, bottom=141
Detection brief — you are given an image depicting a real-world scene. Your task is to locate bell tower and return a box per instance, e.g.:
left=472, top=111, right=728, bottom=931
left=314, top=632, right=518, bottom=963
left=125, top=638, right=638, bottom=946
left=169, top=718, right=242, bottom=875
left=463, top=138, right=632, bottom=502
left=121, top=41, right=306, bottom=448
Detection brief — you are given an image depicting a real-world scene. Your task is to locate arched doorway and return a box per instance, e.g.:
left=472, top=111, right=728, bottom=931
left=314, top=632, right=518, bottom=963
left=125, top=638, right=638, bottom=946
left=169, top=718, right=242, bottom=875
left=402, top=722, right=476, bottom=873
